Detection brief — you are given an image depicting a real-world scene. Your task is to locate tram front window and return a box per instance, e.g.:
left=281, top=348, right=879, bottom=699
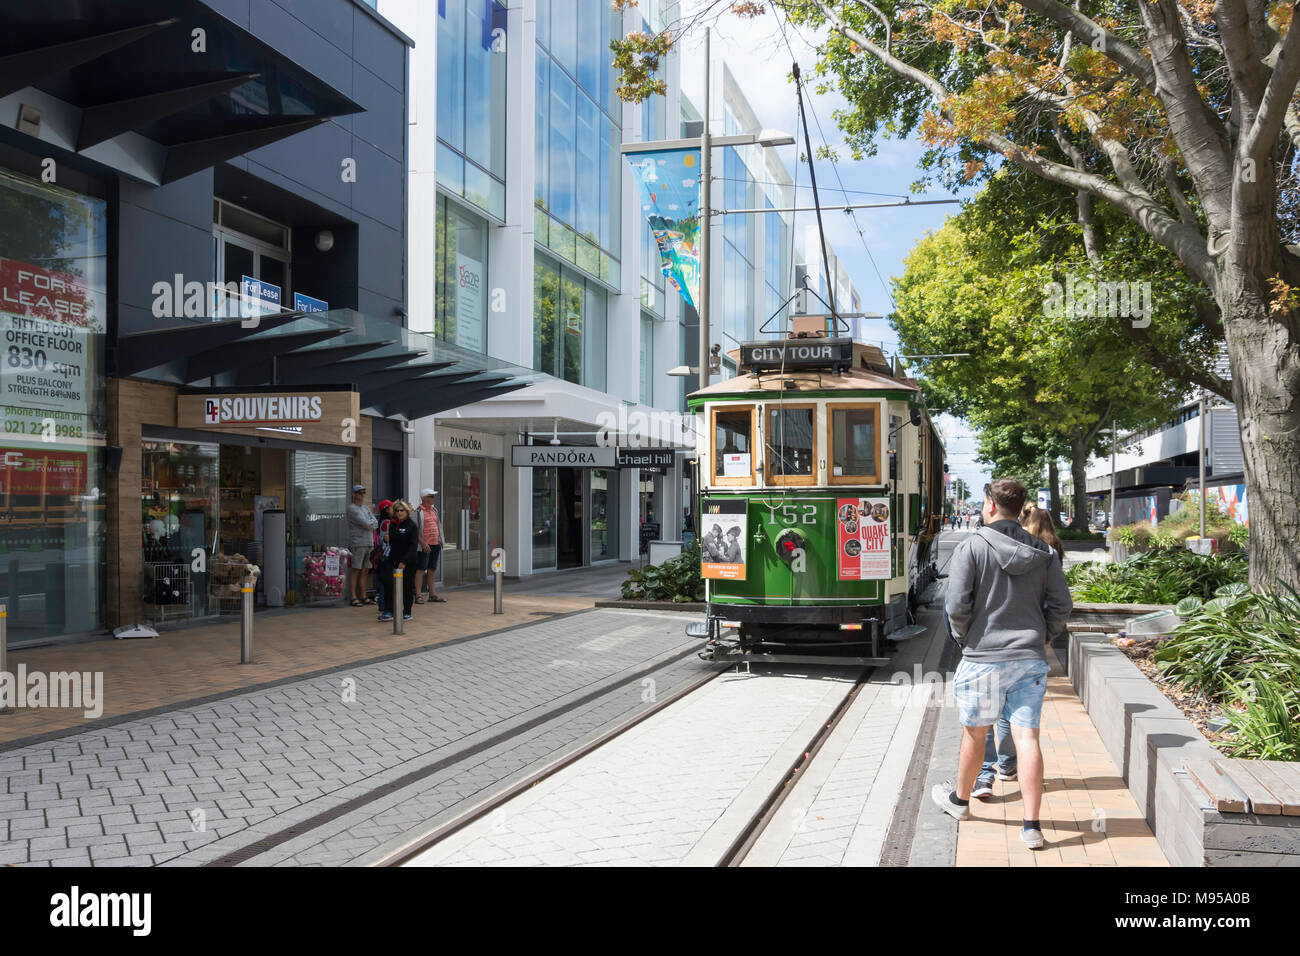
left=713, top=409, right=753, bottom=481
left=767, top=406, right=815, bottom=482
left=831, top=406, right=879, bottom=481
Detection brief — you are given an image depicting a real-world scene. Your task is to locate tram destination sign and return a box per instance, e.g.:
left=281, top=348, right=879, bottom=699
left=740, top=337, right=852, bottom=372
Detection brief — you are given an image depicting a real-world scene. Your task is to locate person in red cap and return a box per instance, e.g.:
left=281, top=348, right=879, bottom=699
left=372, top=499, right=393, bottom=616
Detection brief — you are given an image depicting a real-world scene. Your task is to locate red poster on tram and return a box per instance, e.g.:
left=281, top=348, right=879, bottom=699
left=836, top=496, right=892, bottom=580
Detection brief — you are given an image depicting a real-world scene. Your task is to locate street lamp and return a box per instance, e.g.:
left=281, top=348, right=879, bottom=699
left=621, top=28, right=795, bottom=391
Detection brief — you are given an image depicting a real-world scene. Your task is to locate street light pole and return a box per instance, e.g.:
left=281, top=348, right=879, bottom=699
left=1198, top=390, right=1207, bottom=539
left=698, top=28, right=711, bottom=390
left=1109, top=419, right=1117, bottom=533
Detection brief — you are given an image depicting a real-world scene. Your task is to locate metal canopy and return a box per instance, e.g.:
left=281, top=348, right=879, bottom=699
left=117, top=310, right=539, bottom=423
left=1, top=0, right=362, bottom=185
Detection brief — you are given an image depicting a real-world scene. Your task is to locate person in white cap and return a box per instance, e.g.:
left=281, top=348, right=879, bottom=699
left=346, top=484, right=377, bottom=606
left=413, top=488, right=445, bottom=603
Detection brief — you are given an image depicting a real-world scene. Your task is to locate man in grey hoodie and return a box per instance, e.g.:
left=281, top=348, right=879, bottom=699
left=931, top=478, right=1072, bottom=849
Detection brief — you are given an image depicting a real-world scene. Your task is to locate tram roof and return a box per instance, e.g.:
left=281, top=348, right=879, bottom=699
left=689, top=339, right=921, bottom=399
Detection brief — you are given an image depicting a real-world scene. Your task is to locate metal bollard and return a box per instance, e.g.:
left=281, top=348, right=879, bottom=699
left=240, top=582, right=254, bottom=663
left=0, top=603, right=11, bottom=714
left=491, top=548, right=505, bottom=615
left=393, top=568, right=404, bottom=635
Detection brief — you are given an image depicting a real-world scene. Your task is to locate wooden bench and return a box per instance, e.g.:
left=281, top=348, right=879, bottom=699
left=1183, top=758, right=1300, bottom=816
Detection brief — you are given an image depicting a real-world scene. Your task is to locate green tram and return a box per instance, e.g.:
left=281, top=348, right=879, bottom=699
left=686, top=329, right=946, bottom=665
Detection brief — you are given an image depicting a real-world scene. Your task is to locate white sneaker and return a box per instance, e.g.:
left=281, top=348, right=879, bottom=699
left=1021, top=827, right=1045, bottom=850
left=931, top=781, right=970, bottom=820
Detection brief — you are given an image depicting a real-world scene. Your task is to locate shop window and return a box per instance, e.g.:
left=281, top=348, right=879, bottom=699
left=141, top=440, right=219, bottom=624
left=828, top=403, right=881, bottom=485
left=766, top=404, right=817, bottom=486
left=435, top=195, right=488, bottom=352
left=711, top=406, right=755, bottom=486
left=0, top=168, right=108, bottom=640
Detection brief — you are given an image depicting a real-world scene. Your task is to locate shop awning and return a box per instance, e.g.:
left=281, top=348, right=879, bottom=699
left=116, top=310, right=544, bottom=422
left=0, top=0, right=364, bottom=185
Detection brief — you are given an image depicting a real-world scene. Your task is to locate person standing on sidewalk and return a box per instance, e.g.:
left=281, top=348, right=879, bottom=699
left=413, top=489, right=446, bottom=604
left=932, top=479, right=1073, bottom=849
left=346, top=485, right=377, bottom=607
left=380, top=500, right=419, bottom=623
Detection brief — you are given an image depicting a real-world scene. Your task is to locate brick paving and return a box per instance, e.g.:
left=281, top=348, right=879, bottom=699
left=1, top=604, right=713, bottom=867
left=952, top=658, right=1167, bottom=867
left=1, top=587, right=593, bottom=747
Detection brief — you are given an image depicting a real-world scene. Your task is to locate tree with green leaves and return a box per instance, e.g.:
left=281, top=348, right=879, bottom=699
left=614, top=0, right=1300, bottom=590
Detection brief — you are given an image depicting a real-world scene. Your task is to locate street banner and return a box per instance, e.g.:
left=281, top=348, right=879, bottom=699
left=836, top=497, right=892, bottom=580
left=627, top=147, right=701, bottom=309
left=701, top=498, right=747, bottom=580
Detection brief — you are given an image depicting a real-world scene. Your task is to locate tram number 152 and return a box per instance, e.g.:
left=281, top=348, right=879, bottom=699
left=768, top=503, right=817, bottom=525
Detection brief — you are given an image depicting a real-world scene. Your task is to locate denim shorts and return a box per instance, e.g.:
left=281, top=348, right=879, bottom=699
left=952, top=658, right=1051, bottom=729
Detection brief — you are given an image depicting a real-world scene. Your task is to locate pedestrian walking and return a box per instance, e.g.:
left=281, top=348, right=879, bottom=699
left=379, top=500, right=419, bottom=623
left=346, top=484, right=377, bottom=607
left=414, top=488, right=446, bottom=604
left=971, top=504, right=1067, bottom=799
left=933, top=479, right=1073, bottom=849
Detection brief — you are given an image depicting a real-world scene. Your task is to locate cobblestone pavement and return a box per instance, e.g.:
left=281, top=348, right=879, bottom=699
left=0, top=608, right=712, bottom=867
left=406, top=666, right=858, bottom=867
left=1, top=587, right=595, bottom=747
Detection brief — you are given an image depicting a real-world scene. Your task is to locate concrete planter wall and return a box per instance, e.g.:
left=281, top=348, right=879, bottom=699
left=1068, top=632, right=1300, bottom=866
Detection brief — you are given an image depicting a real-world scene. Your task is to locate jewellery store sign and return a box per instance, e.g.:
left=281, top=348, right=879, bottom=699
left=1, top=258, right=105, bottom=446
left=178, top=390, right=361, bottom=446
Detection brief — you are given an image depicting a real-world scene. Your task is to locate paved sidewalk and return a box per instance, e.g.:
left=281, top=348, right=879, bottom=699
left=0, top=607, right=708, bottom=867
left=1, top=576, right=611, bottom=747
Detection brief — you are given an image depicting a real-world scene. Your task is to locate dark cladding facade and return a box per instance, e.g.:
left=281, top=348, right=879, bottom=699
left=0, top=0, right=412, bottom=643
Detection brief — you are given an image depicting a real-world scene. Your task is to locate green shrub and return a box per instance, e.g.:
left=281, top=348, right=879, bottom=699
left=1154, top=586, right=1300, bottom=761
left=1068, top=549, right=1248, bottom=604
left=621, top=540, right=705, bottom=603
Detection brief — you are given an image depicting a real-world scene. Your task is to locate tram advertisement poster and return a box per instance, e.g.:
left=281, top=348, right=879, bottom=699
left=700, top=498, right=747, bottom=580
left=836, top=497, right=892, bottom=580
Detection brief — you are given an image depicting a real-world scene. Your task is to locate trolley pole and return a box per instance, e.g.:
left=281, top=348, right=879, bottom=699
left=491, top=548, right=505, bottom=615
left=0, top=603, right=11, bottom=714
left=240, top=580, right=254, bottom=664
left=699, top=27, right=711, bottom=391
left=393, top=568, right=404, bottom=635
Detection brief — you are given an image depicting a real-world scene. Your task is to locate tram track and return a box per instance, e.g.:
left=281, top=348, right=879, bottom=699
left=388, top=660, right=874, bottom=867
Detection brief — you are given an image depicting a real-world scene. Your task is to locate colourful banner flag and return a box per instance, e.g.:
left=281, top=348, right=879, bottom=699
left=628, top=148, right=702, bottom=309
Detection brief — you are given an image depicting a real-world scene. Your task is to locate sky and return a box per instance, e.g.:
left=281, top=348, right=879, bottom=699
left=674, top=6, right=993, bottom=497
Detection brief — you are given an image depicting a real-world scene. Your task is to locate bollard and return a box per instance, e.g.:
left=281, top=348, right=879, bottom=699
left=240, top=581, right=254, bottom=664
left=393, top=568, right=404, bottom=635
left=0, top=603, right=11, bottom=714
left=491, top=548, right=505, bottom=615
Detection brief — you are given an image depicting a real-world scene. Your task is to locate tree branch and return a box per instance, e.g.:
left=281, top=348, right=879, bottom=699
left=1119, top=321, right=1233, bottom=400
left=805, top=0, right=1219, bottom=291
left=1015, top=0, right=1157, bottom=94
left=1242, top=1, right=1300, bottom=164
left=1136, top=0, right=1234, bottom=233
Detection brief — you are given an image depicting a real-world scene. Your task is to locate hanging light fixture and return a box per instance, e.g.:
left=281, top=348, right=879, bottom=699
left=549, top=418, right=561, bottom=446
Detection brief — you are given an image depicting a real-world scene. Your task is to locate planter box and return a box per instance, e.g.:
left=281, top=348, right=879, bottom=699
left=1069, top=632, right=1300, bottom=866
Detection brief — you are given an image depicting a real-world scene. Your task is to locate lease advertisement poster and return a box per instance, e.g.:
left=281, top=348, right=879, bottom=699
left=0, top=258, right=105, bottom=447
left=836, top=497, right=892, bottom=580
left=700, top=498, right=747, bottom=580
left=455, top=252, right=484, bottom=352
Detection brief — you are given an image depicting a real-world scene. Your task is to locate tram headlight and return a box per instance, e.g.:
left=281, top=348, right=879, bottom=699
left=774, top=529, right=804, bottom=562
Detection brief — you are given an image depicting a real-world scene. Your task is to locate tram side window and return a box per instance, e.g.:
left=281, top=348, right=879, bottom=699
left=766, top=406, right=816, bottom=485
left=712, top=407, right=754, bottom=484
left=829, top=405, right=880, bottom=484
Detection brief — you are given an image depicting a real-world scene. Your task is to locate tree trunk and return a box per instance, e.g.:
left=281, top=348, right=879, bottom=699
left=1048, top=458, right=1062, bottom=521
left=1069, top=435, right=1090, bottom=532
left=1218, top=266, right=1300, bottom=592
